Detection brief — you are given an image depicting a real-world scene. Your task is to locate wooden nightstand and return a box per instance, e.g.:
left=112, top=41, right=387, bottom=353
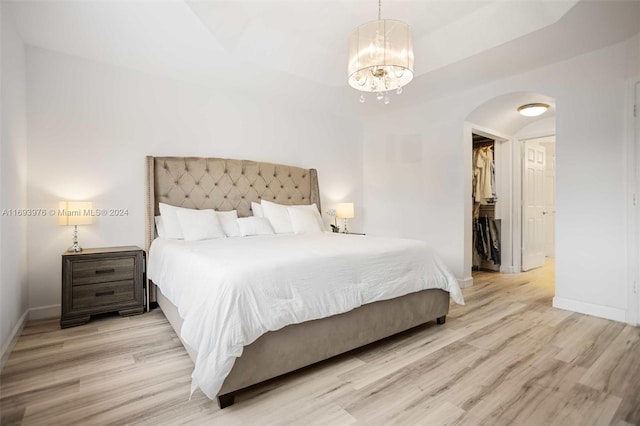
left=61, top=246, right=145, bottom=328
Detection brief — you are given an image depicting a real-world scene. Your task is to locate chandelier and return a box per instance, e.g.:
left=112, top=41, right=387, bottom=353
left=348, top=0, right=414, bottom=104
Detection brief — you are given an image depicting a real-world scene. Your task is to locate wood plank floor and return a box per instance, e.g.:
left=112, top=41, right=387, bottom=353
left=2, top=260, right=639, bottom=425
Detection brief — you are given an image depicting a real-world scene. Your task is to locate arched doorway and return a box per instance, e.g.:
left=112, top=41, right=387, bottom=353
left=463, top=92, right=557, bottom=284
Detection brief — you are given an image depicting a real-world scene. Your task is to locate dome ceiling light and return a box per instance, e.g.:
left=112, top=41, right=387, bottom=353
left=518, top=103, right=550, bottom=117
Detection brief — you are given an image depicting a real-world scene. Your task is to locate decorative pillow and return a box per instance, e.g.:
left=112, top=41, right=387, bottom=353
left=175, top=208, right=226, bottom=241
left=288, top=205, right=325, bottom=234
left=158, top=203, right=185, bottom=239
left=251, top=201, right=264, bottom=218
left=154, top=216, right=166, bottom=239
left=261, top=200, right=294, bottom=233
left=237, top=217, right=275, bottom=236
left=216, top=210, right=241, bottom=237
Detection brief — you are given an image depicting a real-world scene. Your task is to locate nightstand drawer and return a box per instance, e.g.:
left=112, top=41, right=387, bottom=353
left=72, top=280, right=135, bottom=309
left=72, top=257, right=134, bottom=286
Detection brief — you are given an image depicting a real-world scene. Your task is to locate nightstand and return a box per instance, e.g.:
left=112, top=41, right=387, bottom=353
left=61, top=246, right=145, bottom=328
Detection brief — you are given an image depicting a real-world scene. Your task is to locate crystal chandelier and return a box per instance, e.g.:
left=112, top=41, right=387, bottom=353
left=348, top=0, right=414, bottom=104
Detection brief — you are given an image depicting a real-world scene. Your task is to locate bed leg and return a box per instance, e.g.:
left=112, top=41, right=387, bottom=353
left=436, top=315, right=446, bottom=325
left=217, top=393, right=235, bottom=409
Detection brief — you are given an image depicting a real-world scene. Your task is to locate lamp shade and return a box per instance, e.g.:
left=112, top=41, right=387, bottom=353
left=336, top=203, right=355, bottom=219
left=58, top=201, right=93, bottom=226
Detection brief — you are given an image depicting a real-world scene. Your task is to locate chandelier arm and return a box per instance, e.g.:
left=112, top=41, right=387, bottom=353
left=356, top=73, right=368, bottom=87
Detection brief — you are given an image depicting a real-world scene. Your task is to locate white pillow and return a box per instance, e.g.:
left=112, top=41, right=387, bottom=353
left=216, top=210, right=241, bottom=237
left=251, top=201, right=264, bottom=218
left=154, top=216, right=166, bottom=239
left=158, top=203, right=185, bottom=239
left=237, top=217, right=275, bottom=236
left=261, top=200, right=294, bottom=233
left=175, top=208, right=226, bottom=241
left=288, top=206, right=325, bottom=234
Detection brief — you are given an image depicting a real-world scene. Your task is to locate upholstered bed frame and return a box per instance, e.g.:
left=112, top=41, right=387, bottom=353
left=145, top=156, right=449, bottom=408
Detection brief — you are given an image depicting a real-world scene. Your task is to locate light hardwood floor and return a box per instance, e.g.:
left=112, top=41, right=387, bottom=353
left=1, top=260, right=639, bottom=425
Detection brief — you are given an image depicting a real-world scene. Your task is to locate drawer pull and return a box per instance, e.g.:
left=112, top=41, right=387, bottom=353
left=95, top=290, right=115, bottom=297
left=95, top=268, right=115, bottom=275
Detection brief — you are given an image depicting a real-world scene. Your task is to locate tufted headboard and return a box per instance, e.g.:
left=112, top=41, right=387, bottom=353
left=144, top=156, right=321, bottom=308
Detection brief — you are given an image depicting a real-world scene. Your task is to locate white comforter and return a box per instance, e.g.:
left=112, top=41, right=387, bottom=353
left=147, top=233, right=464, bottom=399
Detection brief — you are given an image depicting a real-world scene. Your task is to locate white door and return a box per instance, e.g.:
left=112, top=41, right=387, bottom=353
left=522, top=141, right=546, bottom=271
left=543, top=141, right=556, bottom=257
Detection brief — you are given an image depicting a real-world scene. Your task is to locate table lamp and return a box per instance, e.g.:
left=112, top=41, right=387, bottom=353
left=59, top=201, right=93, bottom=252
left=336, top=202, right=354, bottom=234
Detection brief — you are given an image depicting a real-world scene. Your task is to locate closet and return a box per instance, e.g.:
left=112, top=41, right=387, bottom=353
left=472, top=134, right=501, bottom=271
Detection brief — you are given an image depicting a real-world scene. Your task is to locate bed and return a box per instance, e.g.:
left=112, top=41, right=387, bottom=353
left=144, top=156, right=463, bottom=408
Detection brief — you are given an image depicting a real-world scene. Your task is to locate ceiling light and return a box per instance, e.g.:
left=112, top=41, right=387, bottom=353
left=518, top=103, right=549, bottom=117
left=348, top=0, right=414, bottom=104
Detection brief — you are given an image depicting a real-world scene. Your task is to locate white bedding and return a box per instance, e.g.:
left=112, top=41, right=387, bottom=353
left=147, top=232, right=464, bottom=399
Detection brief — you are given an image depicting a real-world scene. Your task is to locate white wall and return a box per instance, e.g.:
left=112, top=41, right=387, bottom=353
left=25, top=47, right=364, bottom=316
left=363, top=101, right=469, bottom=278
left=1, top=5, right=29, bottom=361
left=551, top=36, right=633, bottom=322
left=363, top=34, right=639, bottom=322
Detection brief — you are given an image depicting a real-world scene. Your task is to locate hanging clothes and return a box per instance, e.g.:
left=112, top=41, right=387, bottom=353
left=488, top=219, right=501, bottom=264
left=472, top=142, right=500, bottom=269
left=473, top=216, right=501, bottom=266
left=472, top=145, right=496, bottom=204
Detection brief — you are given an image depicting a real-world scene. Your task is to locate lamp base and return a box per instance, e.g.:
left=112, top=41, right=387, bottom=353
left=69, top=243, right=83, bottom=253
left=69, top=225, right=82, bottom=252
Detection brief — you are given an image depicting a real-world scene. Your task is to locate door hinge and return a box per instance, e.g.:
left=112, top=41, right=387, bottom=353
left=634, top=280, right=638, bottom=294
left=634, top=194, right=638, bottom=207
left=634, top=104, right=637, bottom=118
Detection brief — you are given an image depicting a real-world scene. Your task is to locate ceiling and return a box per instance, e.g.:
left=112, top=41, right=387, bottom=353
left=5, top=0, right=640, bottom=116
left=467, top=92, right=556, bottom=136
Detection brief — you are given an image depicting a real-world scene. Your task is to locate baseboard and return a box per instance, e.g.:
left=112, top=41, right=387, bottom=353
left=552, top=297, right=627, bottom=323
left=0, top=309, right=29, bottom=373
left=458, top=276, right=473, bottom=289
left=28, top=304, right=60, bottom=320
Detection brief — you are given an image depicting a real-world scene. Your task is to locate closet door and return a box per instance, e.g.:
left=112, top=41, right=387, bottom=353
left=522, top=141, right=546, bottom=271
